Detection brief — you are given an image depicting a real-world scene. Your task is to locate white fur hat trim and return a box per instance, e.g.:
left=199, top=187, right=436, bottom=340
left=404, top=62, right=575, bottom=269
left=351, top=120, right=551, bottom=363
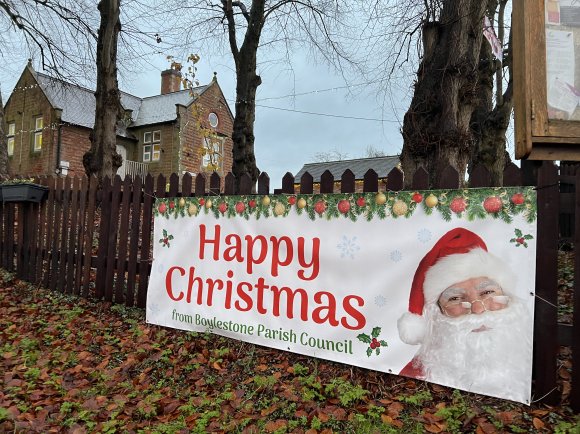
left=422, top=247, right=516, bottom=304
left=397, top=312, right=427, bottom=345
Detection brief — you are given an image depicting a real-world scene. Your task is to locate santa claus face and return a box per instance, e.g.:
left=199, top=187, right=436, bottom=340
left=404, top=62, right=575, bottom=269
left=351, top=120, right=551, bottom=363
left=437, top=277, right=509, bottom=318
left=416, top=289, right=532, bottom=403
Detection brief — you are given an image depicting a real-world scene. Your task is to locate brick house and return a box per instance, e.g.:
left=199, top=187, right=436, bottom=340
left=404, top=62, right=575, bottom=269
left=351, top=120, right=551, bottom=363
left=3, top=63, right=234, bottom=179
left=293, top=156, right=401, bottom=193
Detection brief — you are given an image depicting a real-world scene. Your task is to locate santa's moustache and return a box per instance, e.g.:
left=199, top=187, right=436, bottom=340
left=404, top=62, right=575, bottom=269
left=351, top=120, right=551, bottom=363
left=416, top=299, right=533, bottom=403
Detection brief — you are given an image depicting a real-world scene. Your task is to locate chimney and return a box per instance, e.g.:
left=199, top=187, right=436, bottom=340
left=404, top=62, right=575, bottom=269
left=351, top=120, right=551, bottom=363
left=161, top=68, right=182, bottom=94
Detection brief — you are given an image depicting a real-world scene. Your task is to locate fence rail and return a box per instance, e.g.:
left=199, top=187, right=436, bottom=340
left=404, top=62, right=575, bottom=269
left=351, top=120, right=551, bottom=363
left=0, top=161, right=577, bottom=410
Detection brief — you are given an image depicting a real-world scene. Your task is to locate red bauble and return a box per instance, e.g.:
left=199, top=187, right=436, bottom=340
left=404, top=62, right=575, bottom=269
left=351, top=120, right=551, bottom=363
left=288, top=196, right=296, bottom=205
left=337, top=199, right=351, bottom=214
left=450, top=197, right=467, bottom=213
left=356, top=196, right=366, bottom=207
left=314, top=200, right=326, bottom=215
left=218, top=202, right=228, bottom=214
left=248, top=199, right=257, bottom=208
left=412, top=193, right=423, bottom=203
left=511, top=193, right=525, bottom=205
left=235, top=202, right=245, bottom=213
left=169, top=201, right=175, bottom=209
left=199, top=198, right=205, bottom=206
left=483, top=196, right=503, bottom=213
left=158, top=202, right=167, bottom=214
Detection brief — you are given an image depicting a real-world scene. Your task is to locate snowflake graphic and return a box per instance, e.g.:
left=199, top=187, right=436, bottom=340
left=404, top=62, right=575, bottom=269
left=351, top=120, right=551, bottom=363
left=374, top=295, right=387, bottom=307
left=418, top=228, right=432, bottom=244
left=390, top=250, right=402, bottom=262
left=337, top=235, right=360, bottom=259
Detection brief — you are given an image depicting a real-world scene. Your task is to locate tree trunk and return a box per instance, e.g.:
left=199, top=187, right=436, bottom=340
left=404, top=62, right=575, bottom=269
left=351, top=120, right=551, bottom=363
left=400, top=0, right=489, bottom=188
left=0, top=90, right=8, bottom=177
left=469, top=9, right=513, bottom=186
left=83, top=0, right=123, bottom=179
left=223, top=0, right=265, bottom=193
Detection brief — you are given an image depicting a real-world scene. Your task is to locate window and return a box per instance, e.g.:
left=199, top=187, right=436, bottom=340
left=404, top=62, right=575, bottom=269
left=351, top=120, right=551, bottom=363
left=33, top=116, right=43, bottom=152
left=208, top=112, right=219, bottom=128
left=143, top=130, right=161, bottom=162
left=7, top=122, right=15, bottom=157
left=201, top=136, right=224, bottom=172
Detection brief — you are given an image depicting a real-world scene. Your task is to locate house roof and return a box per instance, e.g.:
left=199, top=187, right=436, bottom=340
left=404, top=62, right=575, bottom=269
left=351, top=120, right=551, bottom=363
left=294, top=155, right=400, bottom=182
left=29, top=67, right=210, bottom=133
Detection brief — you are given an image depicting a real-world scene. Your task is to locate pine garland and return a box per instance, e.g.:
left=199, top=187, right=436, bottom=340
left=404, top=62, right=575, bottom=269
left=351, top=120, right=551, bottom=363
left=153, top=187, right=537, bottom=223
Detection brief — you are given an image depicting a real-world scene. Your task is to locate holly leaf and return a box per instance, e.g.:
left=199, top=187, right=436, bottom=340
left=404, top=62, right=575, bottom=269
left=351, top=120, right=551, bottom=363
left=514, top=228, right=523, bottom=237
left=371, top=327, right=381, bottom=338
left=375, top=348, right=380, bottom=356
left=380, top=340, right=388, bottom=347
left=162, top=229, right=167, bottom=237
left=524, top=234, right=534, bottom=240
left=366, top=347, right=373, bottom=357
left=357, top=333, right=371, bottom=344
left=168, top=235, right=174, bottom=240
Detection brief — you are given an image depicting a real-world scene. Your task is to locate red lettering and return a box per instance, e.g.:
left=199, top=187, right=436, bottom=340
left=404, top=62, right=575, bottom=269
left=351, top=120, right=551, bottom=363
left=245, top=234, right=267, bottom=274
left=235, top=282, right=253, bottom=311
left=165, top=266, right=185, bottom=301
left=199, top=224, right=220, bottom=260
left=341, top=295, right=366, bottom=330
left=224, top=234, right=243, bottom=262
left=187, top=266, right=204, bottom=304
left=269, top=236, right=293, bottom=277
left=297, top=237, right=320, bottom=281
left=254, top=277, right=269, bottom=314
left=312, top=291, right=339, bottom=326
left=270, top=285, right=308, bottom=320
left=205, top=278, right=223, bottom=307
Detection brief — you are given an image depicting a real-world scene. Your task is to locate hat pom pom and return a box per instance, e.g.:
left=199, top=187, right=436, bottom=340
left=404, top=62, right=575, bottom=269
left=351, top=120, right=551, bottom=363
left=397, top=312, right=427, bottom=345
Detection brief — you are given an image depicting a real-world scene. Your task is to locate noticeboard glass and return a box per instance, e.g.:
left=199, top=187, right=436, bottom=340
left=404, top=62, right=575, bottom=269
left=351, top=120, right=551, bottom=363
left=545, top=0, right=580, bottom=120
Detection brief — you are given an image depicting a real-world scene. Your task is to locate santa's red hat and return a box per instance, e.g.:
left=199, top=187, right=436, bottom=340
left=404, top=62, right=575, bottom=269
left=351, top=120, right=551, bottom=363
left=397, top=227, right=516, bottom=345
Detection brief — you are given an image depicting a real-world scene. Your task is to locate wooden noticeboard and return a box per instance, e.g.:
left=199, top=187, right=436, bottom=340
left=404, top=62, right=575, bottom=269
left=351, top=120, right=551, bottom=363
left=514, top=0, right=580, bottom=160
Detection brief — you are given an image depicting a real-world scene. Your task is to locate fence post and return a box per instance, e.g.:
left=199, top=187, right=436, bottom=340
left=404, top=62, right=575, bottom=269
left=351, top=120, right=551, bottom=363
left=534, top=161, right=560, bottom=405
left=572, top=169, right=580, bottom=412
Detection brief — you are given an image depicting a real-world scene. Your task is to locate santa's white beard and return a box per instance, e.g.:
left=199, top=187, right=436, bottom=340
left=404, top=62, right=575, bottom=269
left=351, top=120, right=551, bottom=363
left=416, top=299, right=533, bottom=403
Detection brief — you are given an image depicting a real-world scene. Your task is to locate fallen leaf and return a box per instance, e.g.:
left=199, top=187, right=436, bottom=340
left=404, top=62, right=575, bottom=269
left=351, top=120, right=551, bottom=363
left=533, top=417, right=545, bottom=430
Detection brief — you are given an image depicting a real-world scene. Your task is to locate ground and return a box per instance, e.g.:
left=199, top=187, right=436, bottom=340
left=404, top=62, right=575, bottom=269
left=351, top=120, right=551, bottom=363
left=1, top=260, right=579, bottom=433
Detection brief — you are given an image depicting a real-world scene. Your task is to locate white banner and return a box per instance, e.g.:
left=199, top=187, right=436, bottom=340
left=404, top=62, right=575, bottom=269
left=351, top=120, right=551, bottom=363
left=147, top=187, right=537, bottom=404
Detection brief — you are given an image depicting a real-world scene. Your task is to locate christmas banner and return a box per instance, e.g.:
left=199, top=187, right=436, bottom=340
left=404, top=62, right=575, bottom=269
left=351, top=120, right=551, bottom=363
left=146, top=187, right=537, bottom=404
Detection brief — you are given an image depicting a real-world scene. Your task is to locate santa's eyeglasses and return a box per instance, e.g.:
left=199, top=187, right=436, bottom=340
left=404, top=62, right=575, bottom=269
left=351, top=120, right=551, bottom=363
left=437, top=282, right=510, bottom=317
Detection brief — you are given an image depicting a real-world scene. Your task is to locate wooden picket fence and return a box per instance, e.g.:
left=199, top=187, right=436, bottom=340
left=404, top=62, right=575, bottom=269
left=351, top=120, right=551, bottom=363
left=0, top=161, right=578, bottom=411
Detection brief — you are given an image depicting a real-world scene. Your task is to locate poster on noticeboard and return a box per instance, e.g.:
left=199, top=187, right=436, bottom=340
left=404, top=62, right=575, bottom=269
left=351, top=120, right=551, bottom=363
left=146, top=187, right=537, bottom=404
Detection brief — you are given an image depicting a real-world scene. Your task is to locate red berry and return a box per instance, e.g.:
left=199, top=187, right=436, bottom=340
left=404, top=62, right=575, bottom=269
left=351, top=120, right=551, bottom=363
left=449, top=197, right=467, bottom=213
left=314, top=200, right=326, bottom=215
left=511, top=193, right=525, bottom=205
left=218, top=202, right=228, bottom=214
left=412, top=193, right=423, bottom=203
left=249, top=199, right=257, bottom=208
left=483, top=196, right=502, bottom=213
left=337, top=199, right=351, bottom=214
left=356, top=197, right=366, bottom=207
left=163, top=238, right=168, bottom=244
left=158, top=202, right=167, bottom=214
left=288, top=196, right=296, bottom=205
left=517, top=237, right=525, bottom=244
left=235, top=202, right=245, bottom=213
